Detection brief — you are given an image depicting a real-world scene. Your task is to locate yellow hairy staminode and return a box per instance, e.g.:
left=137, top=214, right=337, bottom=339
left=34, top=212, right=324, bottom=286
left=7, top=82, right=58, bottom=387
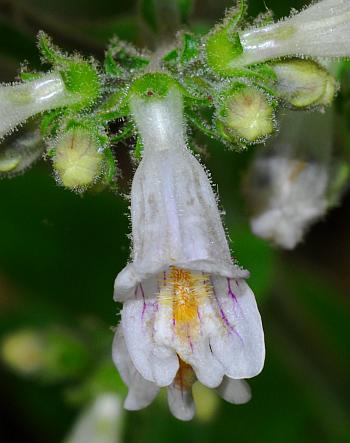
left=158, top=266, right=213, bottom=339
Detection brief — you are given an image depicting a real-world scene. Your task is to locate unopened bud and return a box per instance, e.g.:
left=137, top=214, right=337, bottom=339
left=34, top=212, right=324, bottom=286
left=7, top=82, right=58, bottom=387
left=273, top=59, right=336, bottom=108
left=217, top=84, right=274, bottom=143
left=1, top=327, right=90, bottom=381
left=54, top=128, right=103, bottom=189
left=0, top=128, right=44, bottom=176
left=1, top=329, right=45, bottom=375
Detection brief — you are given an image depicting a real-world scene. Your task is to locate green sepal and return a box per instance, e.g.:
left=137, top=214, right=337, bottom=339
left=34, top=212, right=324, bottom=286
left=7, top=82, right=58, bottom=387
left=162, top=48, right=178, bottom=64
left=110, top=121, right=134, bottom=143
left=37, top=32, right=101, bottom=110
left=19, top=71, right=43, bottom=82
left=205, top=0, right=247, bottom=76
left=129, top=72, right=180, bottom=99
left=97, top=89, right=130, bottom=122
left=107, top=37, right=150, bottom=72
left=60, top=60, right=101, bottom=110
left=40, top=109, right=64, bottom=138
left=37, top=31, right=66, bottom=65
left=185, top=108, right=220, bottom=140
left=102, top=148, right=118, bottom=187
left=104, top=49, right=124, bottom=77
left=180, top=33, right=200, bottom=64
left=181, top=76, right=215, bottom=104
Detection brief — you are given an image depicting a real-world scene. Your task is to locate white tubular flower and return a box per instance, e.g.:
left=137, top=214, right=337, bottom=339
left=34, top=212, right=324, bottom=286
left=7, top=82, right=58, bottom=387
left=250, top=157, right=328, bottom=249
left=113, top=326, right=251, bottom=421
left=245, top=110, right=331, bottom=249
left=64, top=393, right=122, bottom=443
left=237, top=0, right=350, bottom=66
left=0, top=72, right=74, bottom=139
left=113, top=84, right=264, bottom=406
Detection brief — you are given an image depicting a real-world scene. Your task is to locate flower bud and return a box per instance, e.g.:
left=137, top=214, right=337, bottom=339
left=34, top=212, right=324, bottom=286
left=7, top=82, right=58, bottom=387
left=1, top=327, right=90, bottom=381
left=216, top=84, right=274, bottom=143
left=1, top=329, right=45, bottom=375
left=273, top=59, right=336, bottom=108
left=0, top=128, right=44, bottom=176
left=53, top=128, right=103, bottom=189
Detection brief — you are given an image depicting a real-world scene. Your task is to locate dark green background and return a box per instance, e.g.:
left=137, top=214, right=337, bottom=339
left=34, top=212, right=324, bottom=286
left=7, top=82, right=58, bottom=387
left=0, top=1, right=349, bottom=442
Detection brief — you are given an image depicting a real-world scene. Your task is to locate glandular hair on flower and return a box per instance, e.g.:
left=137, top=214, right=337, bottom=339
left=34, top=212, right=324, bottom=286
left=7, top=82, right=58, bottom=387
left=53, top=128, right=103, bottom=189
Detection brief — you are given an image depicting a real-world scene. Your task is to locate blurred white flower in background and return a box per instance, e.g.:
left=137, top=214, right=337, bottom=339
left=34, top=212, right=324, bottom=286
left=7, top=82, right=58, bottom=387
left=244, top=110, right=346, bottom=249
left=63, top=394, right=123, bottom=443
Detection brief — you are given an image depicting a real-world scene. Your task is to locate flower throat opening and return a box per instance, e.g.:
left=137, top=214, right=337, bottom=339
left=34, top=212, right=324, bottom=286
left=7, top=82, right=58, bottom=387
left=158, top=266, right=214, bottom=340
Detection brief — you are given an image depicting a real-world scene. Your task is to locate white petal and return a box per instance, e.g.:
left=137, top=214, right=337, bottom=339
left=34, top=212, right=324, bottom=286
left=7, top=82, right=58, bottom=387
left=0, top=73, right=72, bottom=139
left=121, top=278, right=179, bottom=386
left=216, top=377, right=251, bottom=405
left=209, top=278, right=265, bottom=379
left=238, top=0, right=350, bottom=65
left=167, top=384, right=195, bottom=421
left=114, top=88, right=247, bottom=300
left=112, top=326, right=159, bottom=410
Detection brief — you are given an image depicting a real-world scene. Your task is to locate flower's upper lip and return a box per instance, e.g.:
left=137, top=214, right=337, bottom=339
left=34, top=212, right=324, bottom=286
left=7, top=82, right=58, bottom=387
left=114, top=259, right=249, bottom=301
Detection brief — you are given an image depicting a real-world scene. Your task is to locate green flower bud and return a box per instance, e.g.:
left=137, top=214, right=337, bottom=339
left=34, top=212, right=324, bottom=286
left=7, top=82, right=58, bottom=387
left=1, top=330, right=45, bottom=375
left=53, top=128, right=103, bottom=189
left=216, top=84, right=275, bottom=143
left=272, top=59, right=336, bottom=108
left=1, top=328, right=90, bottom=381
